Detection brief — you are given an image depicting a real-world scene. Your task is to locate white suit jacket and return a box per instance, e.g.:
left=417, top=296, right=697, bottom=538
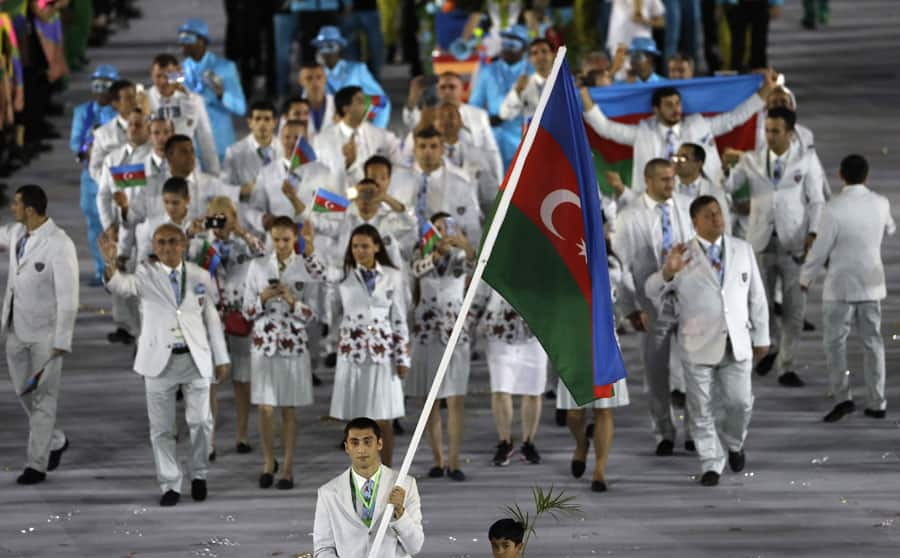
left=313, top=466, right=424, bottom=558
left=221, top=134, right=284, bottom=188
left=96, top=142, right=153, bottom=231
left=312, top=121, right=402, bottom=191
left=247, top=158, right=337, bottom=236
left=754, top=117, right=832, bottom=198
left=403, top=103, right=503, bottom=181
left=611, top=193, right=694, bottom=314
left=146, top=86, right=220, bottom=174
left=675, top=174, right=732, bottom=234
left=127, top=170, right=238, bottom=229
left=724, top=143, right=825, bottom=254
left=88, top=115, right=127, bottom=182
left=0, top=219, right=79, bottom=351
left=106, top=261, right=229, bottom=378
left=499, top=72, right=546, bottom=121
left=396, top=164, right=483, bottom=243
left=800, top=184, right=896, bottom=302
left=645, top=235, right=769, bottom=364
left=584, top=93, right=764, bottom=196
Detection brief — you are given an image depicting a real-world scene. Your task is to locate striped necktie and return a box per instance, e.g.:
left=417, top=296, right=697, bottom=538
left=709, top=242, right=724, bottom=283
left=15, top=234, right=29, bottom=263
left=658, top=203, right=673, bottom=254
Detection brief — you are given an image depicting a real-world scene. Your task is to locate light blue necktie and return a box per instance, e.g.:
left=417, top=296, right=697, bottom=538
left=658, top=203, right=673, bottom=254
left=360, top=478, right=374, bottom=522
left=258, top=146, right=272, bottom=165
left=15, top=234, right=28, bottom=263
left=416, top=173, right=429, bottom=232
left=665, top=129, right=676, bottom=160
left=709, top=242, right=724, bottom=284
left=169, top=269, right=181, bottom=305
left=360, top=269, right=376, bottom=295
left=772, top=157, right=783, bottom=183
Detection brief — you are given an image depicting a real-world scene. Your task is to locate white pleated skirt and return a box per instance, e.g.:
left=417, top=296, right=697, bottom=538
left=227, top=334, right=251, bottom=384
left=330, top=357, right=405, bottom=421
left=250, top=352, right=314, bottom=407
left=486, top=338, right=548, bottom=396
left=555, top=377, right=630, bottom=410
left=406, top=340, right=470, bottom=398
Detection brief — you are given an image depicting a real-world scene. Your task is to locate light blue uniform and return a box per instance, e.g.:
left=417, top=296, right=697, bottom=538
left=183, top=51, right=247, bottom=162
left=324, top=59, right=391, bottom=129
left=468, top=57, right=531, bottom=171
left=70, top=100, right=117, bottom=281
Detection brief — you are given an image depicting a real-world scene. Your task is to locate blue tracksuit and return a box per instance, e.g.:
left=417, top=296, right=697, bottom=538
left=468, top=57, right=532, bottom=172
left=183, top=51, right=247, bottom=162
left=70, top=100, right=117, bottom=280
left=324, top=59, right=391, bottom=129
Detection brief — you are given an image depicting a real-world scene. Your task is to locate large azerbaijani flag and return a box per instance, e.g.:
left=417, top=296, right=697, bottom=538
left=586, top=75, right=763, bottom=196
left=482, top=57, right=626, bottom=404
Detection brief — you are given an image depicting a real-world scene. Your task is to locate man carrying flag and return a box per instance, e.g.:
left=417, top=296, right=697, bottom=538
left=580, top=71, right=779, bottom=205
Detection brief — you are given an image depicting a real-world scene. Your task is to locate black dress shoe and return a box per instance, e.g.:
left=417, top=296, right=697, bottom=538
left=47, top=438, right=69, bottom=471
left=728, top=450, right=745, bottom=472
left=803, top=319, right=816, bottom=331
left=259, top=460, right=279, bottom=488
left=324, top=352, right=337, bottom=368
left=778, top=371, right=805, bottom=387
left=671, top=390, right=686, bottom=409
left=312, top=373, right=323, bottom=386
left=447, top=469, right=466, bottom=481
left=864, top=408, right=886, bottom=419
left=428, top=466, right=444, bottom=478
left=276, top=478, right=294, bottom=490
left=191, top=479, right=207, bottom=501
left=555, top=408, right=567, bottom=426
left=700, top=471, right=719, bottom=486
left=208, top=450, right=216, bottom=462
left=571, top=460, right=586, bottom=478
left=16, top=467, right=46, bottom=485
left=591, top=480, right=607, bottom=492
left=236, top=442, right=252, bottom=454
left=544, top=389, right=556, bottom=400
left=159, top=490, right=180, bottom=506
left=824, top=400, right=855, bottom=423
left=685, top=439, right=696, bottom=452
left=655, top=439, right=674, bottom=456
left=755, top=352, right=777, bottom=376
left=107, top=328, right=135, bottom=344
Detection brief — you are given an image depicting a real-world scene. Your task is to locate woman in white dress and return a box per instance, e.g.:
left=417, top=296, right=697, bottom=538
left=328, top=223, right=411, bottom=467
left=242, top=216, right=325, bottom=489
left=477, top=286, right=548, bottom=468
left=558, top=233, right=630, bottom=493
left=408, top=213, right=476, bottom=481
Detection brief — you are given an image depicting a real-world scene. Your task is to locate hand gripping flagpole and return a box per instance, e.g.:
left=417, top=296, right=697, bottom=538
left=366, top=47, right=571, bottom=558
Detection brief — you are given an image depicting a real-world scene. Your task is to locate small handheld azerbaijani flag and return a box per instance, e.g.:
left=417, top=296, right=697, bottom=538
left=363, top=94, right=387, bottom=123
left=194, top=240, right=221, bottom=277
left=290, top=135, right=316, bottom=170
left=420, top=221, right=441, bottom=256
left=312, top=188, right=350, bottom=213
left=110, top=163, right=147, bottom=189
left=482, top=56, right=627, bottom=404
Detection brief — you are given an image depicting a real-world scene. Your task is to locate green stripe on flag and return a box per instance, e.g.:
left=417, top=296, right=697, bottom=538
left=483, top=204, right=596, bottom=403
left=591, top=149, right=633, bottom=198
left=115, top=178, right=145, bottom=188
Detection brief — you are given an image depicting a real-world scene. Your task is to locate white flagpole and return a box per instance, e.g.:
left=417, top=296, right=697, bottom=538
left=366, top=47, right=570, bottom=558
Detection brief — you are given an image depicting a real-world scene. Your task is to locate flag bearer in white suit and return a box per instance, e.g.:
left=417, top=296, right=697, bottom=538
left=89, top=80, right=139, bottom=182
left=314, top=417, right=424, bottom=558
left=611, top=159, right=693, bottom=456
left=723, top=107, right=825, bottom=388
left=99, top=224, right=230, bottom=507
left=580, top=70, right=777, bottom=203
left=800, top=155, right=896, bottom=423
left=645, top=195, right=770, bottom=487
left=1, top=186, right=78, bottom=485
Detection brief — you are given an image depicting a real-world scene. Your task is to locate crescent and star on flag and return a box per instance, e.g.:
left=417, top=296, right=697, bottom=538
left=539, top=188, right=588, bottom=264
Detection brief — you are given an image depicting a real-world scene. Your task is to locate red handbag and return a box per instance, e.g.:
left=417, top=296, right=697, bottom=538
left=223, top=311, right=252, bottom=337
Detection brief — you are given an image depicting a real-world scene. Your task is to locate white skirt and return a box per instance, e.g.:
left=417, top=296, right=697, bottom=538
left=487, top=338, right=548, bottom=396
left=227, top=334, right=251, bottom=384
left=250, top=352, right=314, bottom=407
left=330, top=357, right=405, bottom=421
left=555, top=378, right=630, bottom=410
left=406, top=340, right=470, bottom=398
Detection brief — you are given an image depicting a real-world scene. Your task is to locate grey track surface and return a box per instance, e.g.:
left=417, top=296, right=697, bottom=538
left=2, top=1, right=900, bottom=557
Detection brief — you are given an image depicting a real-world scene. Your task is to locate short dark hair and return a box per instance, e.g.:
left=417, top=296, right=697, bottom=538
left=16, top=184, right=48, bottom=215
left=152, top=53, right=179, bottom=69
left=667, top=52, right=695, bottom=66
left=680, top=142, right=706, bottom=164
left=356, top=178, right=379, bottom=190
left=488, top=518, right=525, bottom=544
left=334, top=86, right=363, bottom=117
left=840, top=154, right=869, bottom=184
left=766, top=106, right=796, bottom=131
left=164, top=134, right=193, bottom=156
left=689, top=195, right=721, bottom=219
left=644, top=157, right=673, bottom=178
left=270, top=215, right=297, bottom=232
left=281, top=95, right=308, bottom=115
left=248, top=99, right=277, bottom=118
left=282, top=118, right=306, bottom=131
left=162, top=177, right=189, bottom=198
left=300, top=61, right=324, bottom=71
left=430, top=211, right=451, bottom=223
left=414, top=126, right=442, bottom=141
left=651, top=86, right=681, bottom=108
left=364, top=155, right=392, bottom=176
left=109, top=80, right=135, bottom=102
left=529, top=38, right=554, bottom=52
left=343, top=417, right=382, bottom=442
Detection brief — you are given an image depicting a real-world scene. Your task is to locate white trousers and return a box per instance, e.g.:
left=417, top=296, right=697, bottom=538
left=642, top=294, right=688, bottom=443
left=145, top=352, right=211, bottom=494
left=822, top=300, right=886, bottom=410
left=6, top=328, right=67, bottom=472
left=684, top=344, right=753, bottom=474
left=757, top=238, right=806, bottom=374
